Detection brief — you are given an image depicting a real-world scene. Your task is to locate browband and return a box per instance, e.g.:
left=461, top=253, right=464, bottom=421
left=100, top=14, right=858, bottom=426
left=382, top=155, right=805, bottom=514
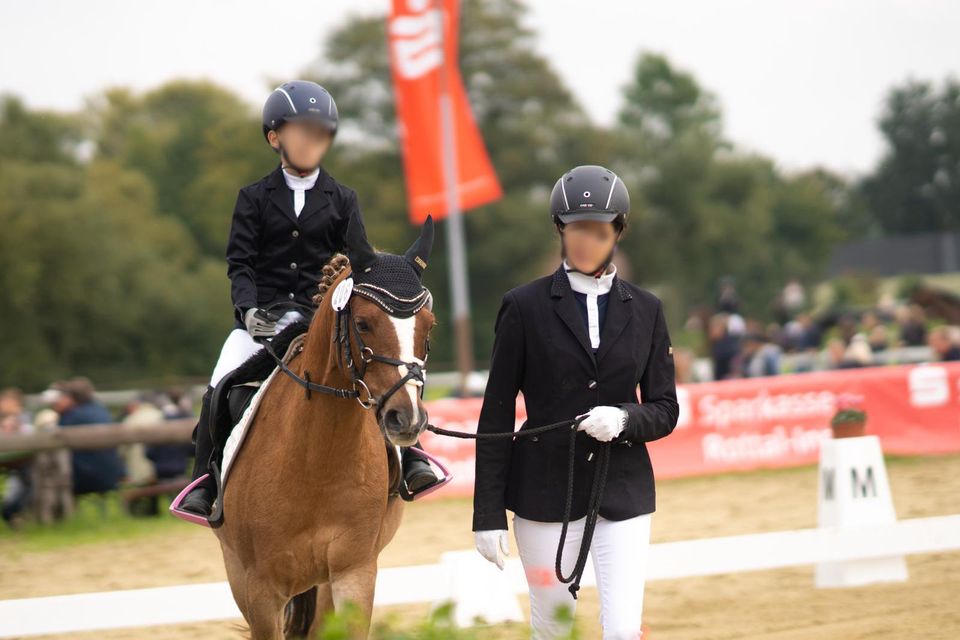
left=352, top=282, right=431, bottom=318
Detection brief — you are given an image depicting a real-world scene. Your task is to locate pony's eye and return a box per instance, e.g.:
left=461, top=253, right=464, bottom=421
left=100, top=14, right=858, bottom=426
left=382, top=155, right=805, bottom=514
left=356, top=319, right=371, bottom=332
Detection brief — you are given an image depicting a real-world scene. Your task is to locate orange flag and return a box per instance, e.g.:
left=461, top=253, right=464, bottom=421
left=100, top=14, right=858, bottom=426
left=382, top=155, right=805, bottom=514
left=388, top=0, right=502, bottom=223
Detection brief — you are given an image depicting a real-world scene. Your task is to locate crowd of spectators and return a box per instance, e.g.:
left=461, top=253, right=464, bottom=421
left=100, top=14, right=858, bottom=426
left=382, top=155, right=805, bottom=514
left=679, top=278, right=960, bottom=383
left=0, top=379, right=194, bottom=528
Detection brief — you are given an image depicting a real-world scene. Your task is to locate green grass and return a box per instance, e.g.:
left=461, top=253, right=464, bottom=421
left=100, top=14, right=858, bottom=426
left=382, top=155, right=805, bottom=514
left=0, top=490, right=191, bottom=553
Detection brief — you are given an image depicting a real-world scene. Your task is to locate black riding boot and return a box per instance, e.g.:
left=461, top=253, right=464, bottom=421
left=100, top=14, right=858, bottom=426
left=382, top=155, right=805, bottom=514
left=401, top=438, right=440, bottom=493
left=179, top=386, right=217, bottom=515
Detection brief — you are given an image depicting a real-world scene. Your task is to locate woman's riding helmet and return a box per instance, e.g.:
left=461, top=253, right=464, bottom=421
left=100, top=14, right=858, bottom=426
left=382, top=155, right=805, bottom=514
left=549, top=165, right=629, bottom=232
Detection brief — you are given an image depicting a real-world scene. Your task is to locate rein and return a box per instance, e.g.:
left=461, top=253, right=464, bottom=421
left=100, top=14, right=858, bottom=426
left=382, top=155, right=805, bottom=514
left=427, top=417, right=611, bottom=600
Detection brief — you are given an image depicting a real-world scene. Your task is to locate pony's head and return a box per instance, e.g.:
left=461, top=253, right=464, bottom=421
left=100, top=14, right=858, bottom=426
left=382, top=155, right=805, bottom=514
left=316, top=214, right=437, bottom=446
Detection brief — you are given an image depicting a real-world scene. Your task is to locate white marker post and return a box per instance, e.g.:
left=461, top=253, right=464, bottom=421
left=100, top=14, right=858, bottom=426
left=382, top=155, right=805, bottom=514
left=815, top=435, right=908, bottom=587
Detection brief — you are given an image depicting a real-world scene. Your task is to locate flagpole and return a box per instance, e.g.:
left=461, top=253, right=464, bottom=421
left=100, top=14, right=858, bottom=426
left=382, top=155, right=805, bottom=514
left=436, top=0, right=474, bottom=393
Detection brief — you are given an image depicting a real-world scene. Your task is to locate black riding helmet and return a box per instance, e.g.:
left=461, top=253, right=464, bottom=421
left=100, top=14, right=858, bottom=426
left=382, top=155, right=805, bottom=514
left=550, top=164, right=629, bottom=227
left=262, top=80, right=339, bottom=171
left=550, top=165, right=629, bottom=276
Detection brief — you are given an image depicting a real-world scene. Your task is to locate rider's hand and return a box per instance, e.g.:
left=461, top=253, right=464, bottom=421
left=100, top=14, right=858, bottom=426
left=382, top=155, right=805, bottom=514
left=576, top=405, right=628, bottom=442
left=474, top=529, right=510, bottom=570
left=244, top=307, right=278, bottom=338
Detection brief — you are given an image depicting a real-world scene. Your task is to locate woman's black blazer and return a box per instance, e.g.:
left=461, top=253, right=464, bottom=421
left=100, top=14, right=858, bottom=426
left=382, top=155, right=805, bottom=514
left=472, top=264, right=680, bottom=531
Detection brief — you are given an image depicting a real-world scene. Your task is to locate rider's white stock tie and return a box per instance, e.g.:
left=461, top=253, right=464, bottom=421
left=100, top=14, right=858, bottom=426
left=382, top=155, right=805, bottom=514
left=563, top=259, right=616, bottom=348
left=282, top=166, right=320, bottom=217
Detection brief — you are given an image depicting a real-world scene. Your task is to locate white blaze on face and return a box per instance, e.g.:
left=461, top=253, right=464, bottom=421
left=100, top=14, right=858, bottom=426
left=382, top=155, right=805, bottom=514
left=388, top=315, right=425, bottom=425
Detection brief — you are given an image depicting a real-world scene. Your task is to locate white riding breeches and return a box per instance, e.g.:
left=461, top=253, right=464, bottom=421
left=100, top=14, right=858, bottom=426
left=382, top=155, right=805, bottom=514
left=512, top=511, right=653, bottom=640
left=209, top=311, right=305, bottom=388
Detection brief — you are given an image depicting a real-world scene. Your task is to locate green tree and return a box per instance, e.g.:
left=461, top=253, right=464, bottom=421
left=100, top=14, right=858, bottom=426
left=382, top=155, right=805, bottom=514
left=612, top=53, right=851, bottom=318
left=0, top=97, right=227, bottom=389
left=861, top=77, right=960, bottom=234
left=89, top=81, right=268, bottom=256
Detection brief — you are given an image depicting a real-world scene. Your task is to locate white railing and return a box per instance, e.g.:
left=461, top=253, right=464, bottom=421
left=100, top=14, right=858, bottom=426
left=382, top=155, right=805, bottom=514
left=2, top=514, right=958, bottom=636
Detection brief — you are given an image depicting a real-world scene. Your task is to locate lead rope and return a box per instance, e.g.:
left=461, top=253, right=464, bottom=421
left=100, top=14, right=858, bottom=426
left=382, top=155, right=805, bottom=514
left=426, top=415, right=609, bottom=599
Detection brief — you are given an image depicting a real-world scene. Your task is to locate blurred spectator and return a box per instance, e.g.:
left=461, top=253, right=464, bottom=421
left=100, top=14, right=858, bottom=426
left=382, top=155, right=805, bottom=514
left=738, top=332, right=782, bottom=378
left=709, top=313, right=741, bottom=381
left=928, top=325, right=960, bottom=361
left=861, top=310, right=879, bottom=332
left=836, top=314, right=859, bottom=345
left=1, top=388, right=34, bottom=526
left=868, top=324, right=890, bottom=352
left=773, top=278, right=806, bottom=323
left=876, top=292, right=897, bottom=323
left=120, top=392, right=164, bottom=485
left=783, top=313, right=821, bottom=352
left=717, top=276, right=740, bottom=314
left=51, top=377, right=126, bottom=495
left=726, top=312, right=746, bottom=337
left=146, top=387, right=195, bottom=480
left=841, top=333, right=874, bottom=368
left=29, top=404, right=73, bottom=524
left=822, top=337, right=849, bottom=369
left=900, top=304, right=928, bottom=347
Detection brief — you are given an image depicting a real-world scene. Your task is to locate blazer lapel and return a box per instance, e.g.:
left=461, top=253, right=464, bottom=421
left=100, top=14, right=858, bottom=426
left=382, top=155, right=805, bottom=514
left=296, top=180, right=334, bottom=224
left=266, top=166, right=298, bottom=225
left=596, top=275, right=634, bottom=364
left=550, top=265, right=597, bottom=365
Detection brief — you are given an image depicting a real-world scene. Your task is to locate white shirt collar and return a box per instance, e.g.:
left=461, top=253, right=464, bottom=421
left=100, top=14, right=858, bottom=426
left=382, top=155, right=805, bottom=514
left=281, top=166, right=320, bottom=190
left=563, top=259, right=616, bottom=295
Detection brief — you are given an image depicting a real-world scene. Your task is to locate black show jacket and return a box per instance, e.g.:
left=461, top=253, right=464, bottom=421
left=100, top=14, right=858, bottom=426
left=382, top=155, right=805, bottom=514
left=472, top=265, right=680, bottom=531
left=225, top=163, right=368, bottom=329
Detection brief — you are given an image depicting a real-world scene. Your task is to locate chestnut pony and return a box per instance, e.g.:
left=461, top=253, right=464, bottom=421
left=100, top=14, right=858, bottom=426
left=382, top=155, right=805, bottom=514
left=213, top=216, right=437, bottom=639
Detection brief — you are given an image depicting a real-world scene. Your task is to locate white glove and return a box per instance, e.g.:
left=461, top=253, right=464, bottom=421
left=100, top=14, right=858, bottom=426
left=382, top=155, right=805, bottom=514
left=474, top=529, right=510, bottom=570
left=244, top=307, right=278, bottom=338
left=576, top=405, right=628, bottom=442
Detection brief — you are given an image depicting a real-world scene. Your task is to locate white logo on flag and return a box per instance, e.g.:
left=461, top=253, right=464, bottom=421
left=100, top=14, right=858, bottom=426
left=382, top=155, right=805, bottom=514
left=389, top=2, right=443, bottom=80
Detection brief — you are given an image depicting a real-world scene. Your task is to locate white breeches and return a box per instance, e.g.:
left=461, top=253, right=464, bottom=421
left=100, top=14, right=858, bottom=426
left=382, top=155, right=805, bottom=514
left=512, top=511, right=653, bottom=640
left=209, top=311, right=305, bottom=388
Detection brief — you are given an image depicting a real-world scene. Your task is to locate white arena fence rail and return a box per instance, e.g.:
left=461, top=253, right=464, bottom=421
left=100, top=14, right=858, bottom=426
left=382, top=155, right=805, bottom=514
left=1, top=514, right=958, bottom=636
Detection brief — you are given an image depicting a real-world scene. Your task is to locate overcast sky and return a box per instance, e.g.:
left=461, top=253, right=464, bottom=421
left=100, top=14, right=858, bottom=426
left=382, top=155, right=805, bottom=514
left=1, top=0, right=957, bottom=177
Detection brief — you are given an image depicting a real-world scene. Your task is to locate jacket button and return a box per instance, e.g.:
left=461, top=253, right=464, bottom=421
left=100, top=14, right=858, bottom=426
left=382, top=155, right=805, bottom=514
left=290, top=262, right=297, bottom=270
left=292, top=230, right=300, bottom=238
left=288, top=292, right=295, bottom=300
left=587, top=380, right=597, bottom=389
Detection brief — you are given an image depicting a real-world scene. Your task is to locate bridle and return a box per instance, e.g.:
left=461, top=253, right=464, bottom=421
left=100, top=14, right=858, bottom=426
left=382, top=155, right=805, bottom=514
left=260, top=289, right=431, bottom=417
left=332, top=294, right=429, bottom=415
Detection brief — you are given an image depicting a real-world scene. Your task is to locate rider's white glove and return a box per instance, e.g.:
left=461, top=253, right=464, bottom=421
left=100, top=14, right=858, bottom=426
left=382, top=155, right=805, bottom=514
left=244, top=307, right=278, bottom=338
left=474, top=529, right=510, bottom=570
left=576, top=405, right=628, bottom=442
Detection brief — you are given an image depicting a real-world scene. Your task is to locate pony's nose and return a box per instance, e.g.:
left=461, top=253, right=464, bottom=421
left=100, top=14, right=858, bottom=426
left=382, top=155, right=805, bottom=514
left=383, top=408, right=411, bottom=433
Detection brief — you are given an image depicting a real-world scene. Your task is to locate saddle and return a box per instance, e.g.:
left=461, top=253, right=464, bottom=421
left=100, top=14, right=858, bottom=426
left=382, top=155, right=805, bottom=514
left=209, top=320, right=312, bottom=445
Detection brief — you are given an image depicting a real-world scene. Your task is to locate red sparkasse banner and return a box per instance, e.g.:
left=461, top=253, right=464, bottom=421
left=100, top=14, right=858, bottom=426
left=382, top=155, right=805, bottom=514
left=416, top=362, right=960, bottom=500
left=388, top=0, right=502, bottom=223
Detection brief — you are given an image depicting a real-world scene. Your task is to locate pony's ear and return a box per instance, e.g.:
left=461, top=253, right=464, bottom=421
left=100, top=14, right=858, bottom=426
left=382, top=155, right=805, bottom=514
left=345, top=212, right=378, bottom=273
left=404, top=214, right=434, bottom=278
